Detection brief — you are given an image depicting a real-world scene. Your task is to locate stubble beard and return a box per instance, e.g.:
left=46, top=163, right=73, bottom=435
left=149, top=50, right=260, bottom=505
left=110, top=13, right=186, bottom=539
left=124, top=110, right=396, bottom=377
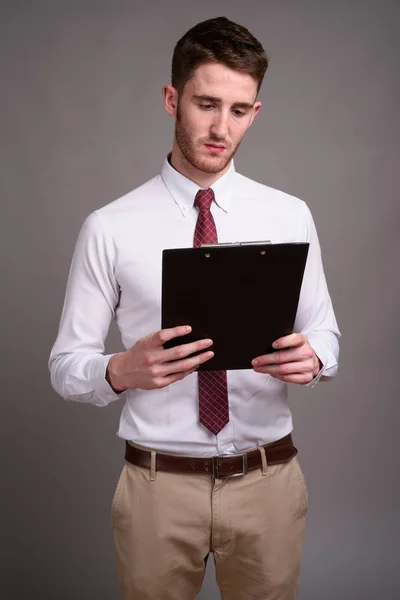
left=175, top=109, right=242, bottom=175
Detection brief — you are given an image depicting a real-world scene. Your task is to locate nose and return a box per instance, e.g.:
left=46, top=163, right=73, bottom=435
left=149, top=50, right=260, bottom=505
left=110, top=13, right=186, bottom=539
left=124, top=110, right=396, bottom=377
left=210, top=110, right=229, bottom=140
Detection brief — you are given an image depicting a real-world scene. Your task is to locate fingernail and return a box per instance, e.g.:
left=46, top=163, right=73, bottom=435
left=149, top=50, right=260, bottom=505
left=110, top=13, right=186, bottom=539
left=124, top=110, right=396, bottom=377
left=272, top=342, right=278, bottom=348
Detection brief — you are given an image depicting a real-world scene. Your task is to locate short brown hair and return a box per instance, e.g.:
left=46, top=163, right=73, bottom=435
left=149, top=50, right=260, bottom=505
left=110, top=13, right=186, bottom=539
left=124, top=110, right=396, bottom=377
left=171, top=17, right=269, bottom=96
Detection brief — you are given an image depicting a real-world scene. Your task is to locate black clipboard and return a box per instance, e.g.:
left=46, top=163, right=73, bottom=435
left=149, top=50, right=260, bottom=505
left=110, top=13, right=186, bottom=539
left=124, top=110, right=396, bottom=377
left=161, top=242, right=309, bottom=371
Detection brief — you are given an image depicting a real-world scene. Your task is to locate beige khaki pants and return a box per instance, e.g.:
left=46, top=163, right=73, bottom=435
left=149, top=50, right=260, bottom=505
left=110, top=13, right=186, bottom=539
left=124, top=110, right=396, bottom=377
left=112, top=445, right=308, bottom=600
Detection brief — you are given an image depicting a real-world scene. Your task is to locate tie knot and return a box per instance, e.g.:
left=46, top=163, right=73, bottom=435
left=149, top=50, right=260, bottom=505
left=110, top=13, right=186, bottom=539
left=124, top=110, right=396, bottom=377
left=195, top=188, right=214, bottom=212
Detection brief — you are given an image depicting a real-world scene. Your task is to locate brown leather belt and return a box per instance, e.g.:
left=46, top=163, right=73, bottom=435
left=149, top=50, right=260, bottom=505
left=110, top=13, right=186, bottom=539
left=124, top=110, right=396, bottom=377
left=125, top=433, right=297, bottom=479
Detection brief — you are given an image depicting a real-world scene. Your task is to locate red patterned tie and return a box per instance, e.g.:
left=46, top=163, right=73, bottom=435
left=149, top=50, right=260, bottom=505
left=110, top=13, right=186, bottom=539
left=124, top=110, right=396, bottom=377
left=193, top=188, right=229, bottom=435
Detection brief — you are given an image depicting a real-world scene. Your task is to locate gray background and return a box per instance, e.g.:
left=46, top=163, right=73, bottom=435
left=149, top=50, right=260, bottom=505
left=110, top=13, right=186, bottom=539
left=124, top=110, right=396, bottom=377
left=1, top=0, right=399, bottom=598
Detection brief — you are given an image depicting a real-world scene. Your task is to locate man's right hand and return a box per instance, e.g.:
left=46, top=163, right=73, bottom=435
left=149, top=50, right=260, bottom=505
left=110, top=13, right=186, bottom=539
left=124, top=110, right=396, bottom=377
left=106, top=325, right=214, bottom=392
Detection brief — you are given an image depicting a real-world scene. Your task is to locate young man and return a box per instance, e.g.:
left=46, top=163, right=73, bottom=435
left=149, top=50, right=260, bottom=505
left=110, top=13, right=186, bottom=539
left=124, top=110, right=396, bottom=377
left=49, top=16, right=340, bottom=600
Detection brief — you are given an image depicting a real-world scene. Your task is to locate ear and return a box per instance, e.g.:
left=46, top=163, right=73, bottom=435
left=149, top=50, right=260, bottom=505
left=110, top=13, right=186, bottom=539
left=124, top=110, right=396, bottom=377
left=162, top=84, right=178, bottom=117
left=248, top=101, right=262, bottom=128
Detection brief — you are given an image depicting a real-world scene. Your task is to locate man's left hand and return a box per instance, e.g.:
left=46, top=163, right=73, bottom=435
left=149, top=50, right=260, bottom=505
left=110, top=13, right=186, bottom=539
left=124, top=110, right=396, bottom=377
left=251, top=333, right=321, bottom=385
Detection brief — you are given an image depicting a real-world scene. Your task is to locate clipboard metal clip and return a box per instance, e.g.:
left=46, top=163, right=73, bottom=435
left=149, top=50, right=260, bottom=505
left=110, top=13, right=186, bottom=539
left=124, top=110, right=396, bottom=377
left=200, top=240, right=271, bottom=248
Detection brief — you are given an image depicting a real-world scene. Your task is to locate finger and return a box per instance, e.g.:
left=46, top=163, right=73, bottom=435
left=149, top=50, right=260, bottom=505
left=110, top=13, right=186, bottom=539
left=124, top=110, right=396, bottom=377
left=272, top=333, right=306, bottom=350
left=155, top=366, right=198, bottom=388
left=147, top=338, right=213, bottom=369
left=161, top=338, right=214, bottom=364
left=160, top=349, right=215, bottom=376
left=253, top=361, right=313, bottom=376
left=252, top=345, right=313, bottom=367
left=275, top=372, right=315, bottom=385
left=147, top=325, right=192, bottom=349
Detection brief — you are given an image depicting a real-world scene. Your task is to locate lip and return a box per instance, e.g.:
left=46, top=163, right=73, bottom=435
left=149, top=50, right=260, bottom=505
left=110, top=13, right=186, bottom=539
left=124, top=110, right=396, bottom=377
left=204, top=144, right=225, bottom=154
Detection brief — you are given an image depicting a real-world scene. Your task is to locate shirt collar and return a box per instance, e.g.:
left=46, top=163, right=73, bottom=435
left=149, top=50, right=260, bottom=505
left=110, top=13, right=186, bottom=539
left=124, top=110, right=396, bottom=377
left=161, top=153, right=235, bottom=215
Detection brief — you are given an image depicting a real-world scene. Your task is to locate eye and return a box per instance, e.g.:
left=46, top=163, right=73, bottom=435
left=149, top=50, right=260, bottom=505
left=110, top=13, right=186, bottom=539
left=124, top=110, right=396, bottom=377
left=199, top=103, right=214, bottom=110
left=233, top=109, right=246, bottom=117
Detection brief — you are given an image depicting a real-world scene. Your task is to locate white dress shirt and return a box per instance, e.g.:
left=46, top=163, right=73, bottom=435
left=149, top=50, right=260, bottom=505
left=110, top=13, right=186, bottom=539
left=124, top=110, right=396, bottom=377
left=49, top=157, right=340, bottom=456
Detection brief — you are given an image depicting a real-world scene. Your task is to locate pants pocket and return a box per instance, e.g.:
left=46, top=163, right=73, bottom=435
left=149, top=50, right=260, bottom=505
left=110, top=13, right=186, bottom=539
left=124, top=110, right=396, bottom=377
left=111, top=464, right=127, bottom=524
left=293, top=456, right=309, bottom=513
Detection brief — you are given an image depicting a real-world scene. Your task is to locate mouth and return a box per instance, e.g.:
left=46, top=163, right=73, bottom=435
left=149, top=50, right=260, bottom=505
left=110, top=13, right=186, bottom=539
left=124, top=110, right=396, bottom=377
left=204, top=143, right=226, bottom=154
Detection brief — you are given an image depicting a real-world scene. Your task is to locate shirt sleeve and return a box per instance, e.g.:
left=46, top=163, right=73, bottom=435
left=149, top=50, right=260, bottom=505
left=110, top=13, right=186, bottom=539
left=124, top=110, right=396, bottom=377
left=293, top=203, right=341, bottom=387
left=48, top=211, right=124, bottom=406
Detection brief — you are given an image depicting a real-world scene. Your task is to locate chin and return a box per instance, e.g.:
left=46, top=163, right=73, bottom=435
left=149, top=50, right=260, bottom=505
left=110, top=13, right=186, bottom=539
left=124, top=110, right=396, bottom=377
left=197, top=161, right=227, bottom=174
left=192, top=154, right=229, bottom=174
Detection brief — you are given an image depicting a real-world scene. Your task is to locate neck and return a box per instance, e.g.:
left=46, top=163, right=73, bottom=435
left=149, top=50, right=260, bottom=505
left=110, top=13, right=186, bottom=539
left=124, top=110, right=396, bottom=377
left=169, top=139, right=231, bottom=188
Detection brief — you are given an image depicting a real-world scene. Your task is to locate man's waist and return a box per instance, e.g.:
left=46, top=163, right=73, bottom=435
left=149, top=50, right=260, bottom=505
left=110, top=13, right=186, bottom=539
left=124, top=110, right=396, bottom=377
left=125, top=433, right=297, bottom=479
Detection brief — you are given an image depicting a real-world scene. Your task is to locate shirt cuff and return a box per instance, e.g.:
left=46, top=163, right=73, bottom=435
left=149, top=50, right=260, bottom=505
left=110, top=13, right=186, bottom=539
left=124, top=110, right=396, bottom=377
left=305, top=340, right=336, bottom=389
left=305, top=363, right=325, bottom=388
left=90, top=354, right=127, bottom=406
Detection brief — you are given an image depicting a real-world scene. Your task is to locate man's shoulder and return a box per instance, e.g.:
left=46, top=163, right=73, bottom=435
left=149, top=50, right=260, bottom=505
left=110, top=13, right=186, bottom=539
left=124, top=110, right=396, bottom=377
left=95, top=173, right=164, bottom=218
left=234, top=171, right=308, bottom=212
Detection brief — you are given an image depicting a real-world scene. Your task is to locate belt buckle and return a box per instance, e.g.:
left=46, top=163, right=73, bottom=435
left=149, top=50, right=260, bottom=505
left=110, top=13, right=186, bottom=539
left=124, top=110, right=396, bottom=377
left=212, top=453, right=248, bottom=478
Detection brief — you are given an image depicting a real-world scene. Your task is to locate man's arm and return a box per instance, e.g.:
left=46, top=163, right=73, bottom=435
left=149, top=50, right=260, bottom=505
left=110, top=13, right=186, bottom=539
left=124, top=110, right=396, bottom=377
left=49, top=211, right=214, bottom=406
left=294, top=202, right=340, bottom=384
left=48, top=211, right=123, bottom=406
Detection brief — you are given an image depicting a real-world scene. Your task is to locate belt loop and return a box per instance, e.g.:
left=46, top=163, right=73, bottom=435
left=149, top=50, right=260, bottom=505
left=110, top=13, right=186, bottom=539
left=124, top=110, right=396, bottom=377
left=150, top=450, right=157, bottom=481
left=258, top=446, right=268, bottom=476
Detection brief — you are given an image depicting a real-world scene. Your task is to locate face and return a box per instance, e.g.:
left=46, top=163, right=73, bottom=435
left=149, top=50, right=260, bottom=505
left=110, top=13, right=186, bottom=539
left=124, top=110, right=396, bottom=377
left=166, top=63, right=262, bottom=176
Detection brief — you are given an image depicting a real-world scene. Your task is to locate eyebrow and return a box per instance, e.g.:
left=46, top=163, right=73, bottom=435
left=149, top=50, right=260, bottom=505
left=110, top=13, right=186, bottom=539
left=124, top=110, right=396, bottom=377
left=192, top=94, right=254, bottom=110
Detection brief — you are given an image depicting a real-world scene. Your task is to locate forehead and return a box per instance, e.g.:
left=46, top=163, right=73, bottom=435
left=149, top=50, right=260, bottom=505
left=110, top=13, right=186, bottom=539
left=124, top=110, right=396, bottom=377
left=184, top=63, right=258, bottom=103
